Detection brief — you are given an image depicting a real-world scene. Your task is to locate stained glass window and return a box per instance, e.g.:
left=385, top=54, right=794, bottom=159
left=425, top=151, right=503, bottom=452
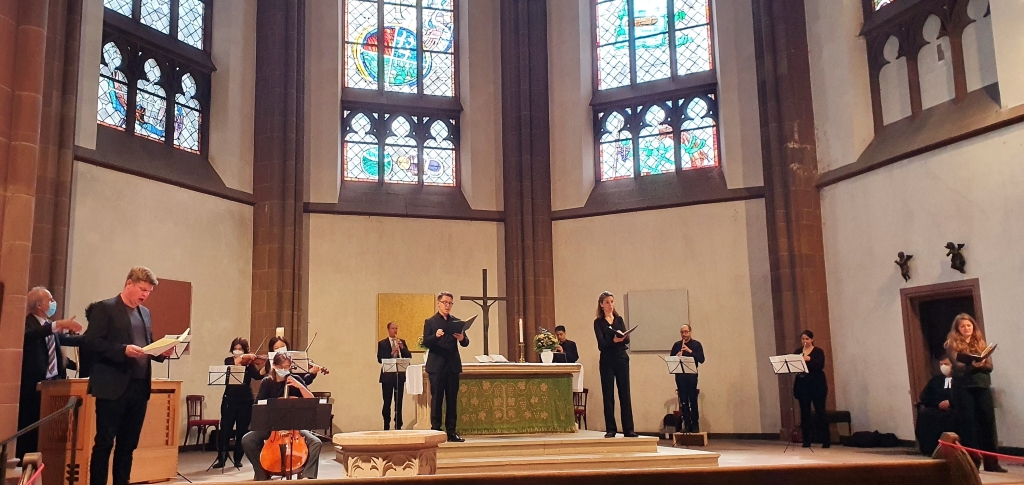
left=141, top=0, right=171, bottom=34
left=104, top=0, right=132, bottom=17
left=178, top=0, right=205, bottom=49
left=873, top=0, right=895, bottom=10
left=594, top=0, right=713, bottom=90
left=174, top=73, right=201, bottom=153
left=135, top=59, right=167, bottom=141
left=595, top=92, right=718, bottom=181
left=97, top=42, right=128, bottom=130
left=344, top=0, right=456, bottom=97
left=343, top=109, right=457, bottom=186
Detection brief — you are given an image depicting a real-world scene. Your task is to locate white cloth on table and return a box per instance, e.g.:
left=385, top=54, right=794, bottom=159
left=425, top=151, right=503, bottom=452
left=405, top=364, right=424, bottom=395
left=572, top=365, right=584, bottom=392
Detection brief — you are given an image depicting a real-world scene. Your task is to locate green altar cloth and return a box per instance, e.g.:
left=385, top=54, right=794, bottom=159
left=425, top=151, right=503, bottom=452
left=455, top=363, right=580, bottom=435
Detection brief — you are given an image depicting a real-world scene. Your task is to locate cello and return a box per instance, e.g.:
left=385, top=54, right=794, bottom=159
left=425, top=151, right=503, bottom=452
left=259, top=372, right=310, bottom=478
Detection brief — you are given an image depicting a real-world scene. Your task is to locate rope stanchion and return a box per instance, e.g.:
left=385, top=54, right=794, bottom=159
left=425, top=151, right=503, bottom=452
left=937, top=440, right=1024, bottom=464
left=24, top=463, right=45, bottom=485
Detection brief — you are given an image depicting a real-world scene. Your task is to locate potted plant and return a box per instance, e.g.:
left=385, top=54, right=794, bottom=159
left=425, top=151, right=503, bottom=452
left=418, top=335, right=428, bottom=362
left=534, top=328, right=558, bottom=363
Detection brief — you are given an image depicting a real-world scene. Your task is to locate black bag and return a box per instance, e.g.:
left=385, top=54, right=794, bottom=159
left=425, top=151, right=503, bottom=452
left=205, top=429, right=219, bottom=451
left=847, top=430, right=900, bottom=448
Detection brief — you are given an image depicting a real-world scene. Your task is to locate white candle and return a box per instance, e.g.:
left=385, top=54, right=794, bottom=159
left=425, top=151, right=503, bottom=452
left=518, top=318, right=524, bottom=343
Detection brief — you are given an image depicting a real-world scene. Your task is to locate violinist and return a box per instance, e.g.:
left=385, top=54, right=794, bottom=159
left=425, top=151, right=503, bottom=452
left=214, top=337, right=264, bottom=468
left=241, top=353, right=322, bottom=481
left=264, top=336, right=324, bottom=385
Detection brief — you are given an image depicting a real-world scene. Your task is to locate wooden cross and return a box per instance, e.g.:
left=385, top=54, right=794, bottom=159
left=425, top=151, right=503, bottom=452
left=460, top=269, right=505, bottom=356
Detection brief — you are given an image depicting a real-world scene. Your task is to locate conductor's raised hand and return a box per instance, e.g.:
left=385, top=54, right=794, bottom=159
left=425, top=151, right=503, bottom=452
left=436, top=328, right=445, bottom=338
left=454, top=332, right=465, bottom=342
left=125, top=345, right=145, bottom=358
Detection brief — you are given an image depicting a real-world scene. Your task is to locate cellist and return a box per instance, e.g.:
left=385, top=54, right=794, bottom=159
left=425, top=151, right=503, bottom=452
left=240, top=352, right=323, bottom=481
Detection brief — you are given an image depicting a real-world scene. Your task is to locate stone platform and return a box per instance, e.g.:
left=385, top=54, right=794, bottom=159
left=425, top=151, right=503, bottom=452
left=435, top=430, right=719, bottom=474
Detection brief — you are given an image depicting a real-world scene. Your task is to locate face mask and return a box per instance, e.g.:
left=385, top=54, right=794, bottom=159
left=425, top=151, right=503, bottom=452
left=940, top=364, right=952, bottom=376
left=275, top=346, right=288, bottom=354
left=275, top=368, right=290, bottom=378
left=46, top=301, right=58, bottom=318
left=232, top=350, right=244, bottom=357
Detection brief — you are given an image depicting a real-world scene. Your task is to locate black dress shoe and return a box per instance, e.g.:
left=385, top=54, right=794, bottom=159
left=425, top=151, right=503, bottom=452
left=985, top=464, right=1008, bottom=473
left=447, top=433, right=465, bottom=443
left=623, top=432, right=639, bottom=438
left=212, top=453, right=227, bottom=468
left=690, top=425, right=700, bottom=434
left=604, top=432, right=616, bottom=438
left=802, top=442, right=812, bottom=448
left=822, top=442, right=831, bottom=449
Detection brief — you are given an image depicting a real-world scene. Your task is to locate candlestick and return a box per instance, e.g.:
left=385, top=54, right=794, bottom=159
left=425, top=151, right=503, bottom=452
left=518, top=342, right=526, bottom=363
left=518, top=318, right=524, bottom=343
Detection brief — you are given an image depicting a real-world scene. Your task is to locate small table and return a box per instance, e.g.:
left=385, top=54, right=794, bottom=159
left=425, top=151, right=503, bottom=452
left=333, top=430, right=448, bottom=477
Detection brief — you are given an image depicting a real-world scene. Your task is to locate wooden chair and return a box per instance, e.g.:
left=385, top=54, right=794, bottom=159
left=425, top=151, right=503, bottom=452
left=573, top=388, right=588, bottom=430
left=183, top=395, right=219, bottom=446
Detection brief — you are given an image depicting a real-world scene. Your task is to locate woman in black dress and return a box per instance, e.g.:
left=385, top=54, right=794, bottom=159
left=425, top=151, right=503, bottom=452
left=214, top=337, right=264, bottom=468
left=593, top=291, right=637, bottom=438
left=945, top=314, right=1005, bottom=473
left=793, top=330, right=829, bottom=448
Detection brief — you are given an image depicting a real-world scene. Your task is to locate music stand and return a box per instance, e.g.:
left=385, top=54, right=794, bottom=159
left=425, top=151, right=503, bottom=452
left=381, top=358, right=411, bottom=374
left=250, top=399, right=333, bottom=480
left=205, top=365, right=247, bottom=472
left=770, top=354, right=809, bottom=453
left=163, top=335, right=192, bottom=379
left=286, top=351, right=311, bottom=373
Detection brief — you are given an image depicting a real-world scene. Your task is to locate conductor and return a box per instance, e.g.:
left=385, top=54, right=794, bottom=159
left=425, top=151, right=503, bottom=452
left=422, top=292, right=470, bottom=442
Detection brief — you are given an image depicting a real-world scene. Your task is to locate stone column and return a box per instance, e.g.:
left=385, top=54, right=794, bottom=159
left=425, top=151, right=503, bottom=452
left=0, top=0, right=51, bottom=437
left=500, top=0, right=555, bottom=363
left=251, top=0, right=307, bottom=346
left=751, top=0, right=836, bottom=438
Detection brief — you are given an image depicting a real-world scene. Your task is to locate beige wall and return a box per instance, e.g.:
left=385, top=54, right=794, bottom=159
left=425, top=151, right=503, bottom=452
left=821, top=123, right=1024, bottom=446
left=552, top=200, right=779, bottom=434
left=305, top=214, right=504, bottom=432
left=75, top=0, right=256, bottom=192
left=306, top=0, right=503, bottom=210
left=66, top=162, right=254, bottom=439
left=549, top=0, right=764, bottom=212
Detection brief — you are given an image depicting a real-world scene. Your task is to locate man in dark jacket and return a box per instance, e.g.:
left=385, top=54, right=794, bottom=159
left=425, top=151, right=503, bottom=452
left=669, top=324, right=705, bottom=433
left=377, top=321, right=412, bottom=430
left=554, top=326, right=579, bottom=363
left=82, top=267, right=174, bottom=485
left=17, top=287, right=83, bottom=459
left=422, top=292, right=470, bottom=442
left=916, top=357, right=955, bottom=455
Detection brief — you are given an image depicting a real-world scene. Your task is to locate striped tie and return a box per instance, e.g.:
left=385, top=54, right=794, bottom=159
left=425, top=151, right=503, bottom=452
left=46, top=329, right=58, bottom=379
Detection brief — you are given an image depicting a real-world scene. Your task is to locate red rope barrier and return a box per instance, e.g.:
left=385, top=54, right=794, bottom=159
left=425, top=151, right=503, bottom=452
left=24, top=463, right=45, bottom=485
left=937, top=440, right=1024, bottom=464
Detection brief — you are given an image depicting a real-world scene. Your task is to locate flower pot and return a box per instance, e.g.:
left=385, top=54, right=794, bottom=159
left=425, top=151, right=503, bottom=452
left=540, top=350, right=554, bottom=364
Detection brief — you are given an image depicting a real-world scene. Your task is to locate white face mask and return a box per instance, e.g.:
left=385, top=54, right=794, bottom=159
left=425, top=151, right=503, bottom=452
left=940, top=364, right=952, bottom=376
left=232, top=350, right=244, bottom=357
left=275, top=346, right=288, bottom=354
left=275, top=368, right=290, bottom=378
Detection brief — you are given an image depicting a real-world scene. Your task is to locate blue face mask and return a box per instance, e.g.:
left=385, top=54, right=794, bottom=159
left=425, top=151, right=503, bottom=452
left=46, top=301, right=58, bottom=318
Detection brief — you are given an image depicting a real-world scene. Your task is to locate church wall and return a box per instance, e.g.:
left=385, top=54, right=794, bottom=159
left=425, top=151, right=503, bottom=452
left=821, top=123, right=1024, bottom=446
left=551, top=200, right=779, bottom=434
left=548, top=0, right=764, bottom=212
left=65, top=162, right=254, bottom=438
left=305, top=214, right=504, bottom=432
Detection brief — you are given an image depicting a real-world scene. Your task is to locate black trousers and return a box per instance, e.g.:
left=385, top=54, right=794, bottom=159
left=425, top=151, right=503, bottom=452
left=16, top=386, right=43, bottom=459
left=952, top=386, right=997, bottom=453
left=675, top=375, right=699, bottom=432
left=218, top=397, right=254, bottom=461
left=90, top=380, right=149, bottom=485
left=382, top=380, right=405, bottom=430
left=599, top=357, right=634, bottom=434
left=798, top=394, right=827, bottom=445
left=428, top=371, right=459, bottom=433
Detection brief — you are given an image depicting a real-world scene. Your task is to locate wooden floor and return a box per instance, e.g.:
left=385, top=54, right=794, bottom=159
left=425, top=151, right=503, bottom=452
left=173, top=438, right=1024, bottom=484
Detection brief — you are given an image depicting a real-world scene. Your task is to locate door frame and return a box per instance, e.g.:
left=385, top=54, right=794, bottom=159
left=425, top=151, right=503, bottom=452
left=899, top=278, right=983, bottom=422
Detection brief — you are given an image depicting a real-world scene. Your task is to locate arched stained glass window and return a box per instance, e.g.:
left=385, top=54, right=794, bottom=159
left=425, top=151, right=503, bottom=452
left=594, top=0, right=713, bottom=90
left=343, top=109, right=457, bottom=187
left=104, top=0, right=206, bottom=49
left=136, top=59, right=167, bottom=141
left=343, top=112, right=380, bottom=182
left=344, top=0, right=456, bottom=97
left=174, top=73, right=201, bottom=153
left=97, top=42, right=129, bottom=130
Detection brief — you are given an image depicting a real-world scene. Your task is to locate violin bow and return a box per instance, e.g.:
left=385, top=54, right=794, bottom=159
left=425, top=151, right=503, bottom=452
left=304, top=332, right=318, bottom=352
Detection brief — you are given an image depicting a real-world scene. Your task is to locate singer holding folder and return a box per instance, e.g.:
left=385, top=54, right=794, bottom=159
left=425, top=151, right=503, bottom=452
left=944, top=313, right=1005, bottom=473
left=423, top=291, right=470, bottom=442
left=593, top=291, right=637, bottom=438
left=378, top=322, right=412, bottom=430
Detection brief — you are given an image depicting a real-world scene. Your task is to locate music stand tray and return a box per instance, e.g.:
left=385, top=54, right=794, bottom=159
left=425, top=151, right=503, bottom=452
left=286, top=351, right=311, bottom=373
left=381, top=358, right=411, bottom=374
left=770, top=354, right=809, bottom=452
left=662, top=356, right=698, bottom=374
left=208, top=366, right=246, bottom=386
left=251, top=399, right=333, bottom=432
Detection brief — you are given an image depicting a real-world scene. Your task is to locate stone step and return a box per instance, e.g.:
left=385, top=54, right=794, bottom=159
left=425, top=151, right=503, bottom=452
left=437, top=431, right=659, bottom=458
left=436, top=447, right=720, bottom=474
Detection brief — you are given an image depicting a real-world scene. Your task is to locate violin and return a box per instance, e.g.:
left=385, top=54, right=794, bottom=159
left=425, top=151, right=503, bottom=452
left=259, top=375, right=310, bottom=476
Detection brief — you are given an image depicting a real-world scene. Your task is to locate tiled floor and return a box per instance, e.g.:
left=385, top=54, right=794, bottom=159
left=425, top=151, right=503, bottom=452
left=172, top=439, right=1024, bottom=483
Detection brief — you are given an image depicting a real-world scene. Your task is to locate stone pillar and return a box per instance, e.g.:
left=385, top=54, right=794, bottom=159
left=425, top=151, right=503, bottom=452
left=0, top=0, right=51, bottom=437
left=251, top=0, right=307, bottom=346
left=751, top=0, right=836, bottom=439
left=30, top=0, right=80, bottom=315
left=500, top=0, right=555, bottom=363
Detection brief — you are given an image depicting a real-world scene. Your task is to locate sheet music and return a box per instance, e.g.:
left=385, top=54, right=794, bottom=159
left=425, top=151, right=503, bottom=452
left=769, top=354, right=808, bottom=374
left=381, top=358, right=411, bottom=373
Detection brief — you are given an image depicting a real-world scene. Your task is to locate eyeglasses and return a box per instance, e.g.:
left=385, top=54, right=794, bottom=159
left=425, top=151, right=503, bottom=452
left=439, top=301, right=454, bottom=306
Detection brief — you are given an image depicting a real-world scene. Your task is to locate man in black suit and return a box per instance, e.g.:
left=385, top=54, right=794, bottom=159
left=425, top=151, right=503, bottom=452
left=916, top=357, right=955, bottom=455
left=81, top=267, right=174, bottom=485
left=669, top=324, right=705, bottom=433
left=377, top=321, right=412, bottom=430
left=422, top=292, right=469, bottom=442
left=17, top=287, right=84, bottom=459
left=554, top=326, right=579, bottom=363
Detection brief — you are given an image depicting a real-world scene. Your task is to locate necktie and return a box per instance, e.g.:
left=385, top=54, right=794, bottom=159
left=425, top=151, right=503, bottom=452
left=46, top=328, right=58, bottom=379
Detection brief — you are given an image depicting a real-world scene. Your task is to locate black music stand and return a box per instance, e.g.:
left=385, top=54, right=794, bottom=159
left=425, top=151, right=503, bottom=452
left=770, top=354, right=809, bottom=453
left=204, top=366, right=247, bottom=472
left=250, top=399, right=333, bottom=480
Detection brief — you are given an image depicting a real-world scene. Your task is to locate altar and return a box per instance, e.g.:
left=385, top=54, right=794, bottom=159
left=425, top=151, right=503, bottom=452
left=407, top=363, right=582, bottom=435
